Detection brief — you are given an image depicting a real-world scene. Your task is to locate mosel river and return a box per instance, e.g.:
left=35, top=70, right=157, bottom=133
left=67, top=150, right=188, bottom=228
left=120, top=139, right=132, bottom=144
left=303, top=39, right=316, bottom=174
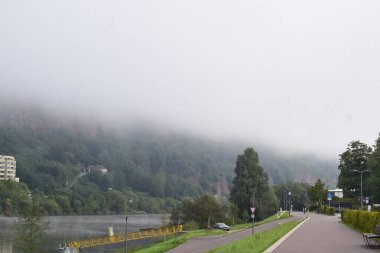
left=0, top=214, right=166, bottom=253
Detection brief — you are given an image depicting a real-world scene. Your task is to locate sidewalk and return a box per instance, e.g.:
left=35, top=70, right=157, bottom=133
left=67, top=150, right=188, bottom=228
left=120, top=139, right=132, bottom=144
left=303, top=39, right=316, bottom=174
left=166, top=214, right=302, bottom=253
left=271, top=212, right=376, bottom=253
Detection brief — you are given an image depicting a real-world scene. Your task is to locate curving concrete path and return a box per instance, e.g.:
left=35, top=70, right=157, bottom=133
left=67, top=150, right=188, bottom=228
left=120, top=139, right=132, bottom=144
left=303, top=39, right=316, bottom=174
left=270, top=212, right=376, bottom=253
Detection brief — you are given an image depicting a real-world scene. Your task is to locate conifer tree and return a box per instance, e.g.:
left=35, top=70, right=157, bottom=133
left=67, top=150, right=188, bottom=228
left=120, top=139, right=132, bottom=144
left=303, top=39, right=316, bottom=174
left=230, top=148, right=273, bottom=219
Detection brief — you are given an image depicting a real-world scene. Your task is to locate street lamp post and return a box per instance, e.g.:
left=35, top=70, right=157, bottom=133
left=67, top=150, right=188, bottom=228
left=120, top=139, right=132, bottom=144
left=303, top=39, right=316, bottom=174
left=175, top=196, right=181, bottom=242
left=288, top=192, right=292, bottom=214
left=176, top=213, right=181, bottom=241
left=250, top=189, right=255, bottom=235
left=352, top=169, right=370, bottom=209
left=124, top=216, right=128, bottom=253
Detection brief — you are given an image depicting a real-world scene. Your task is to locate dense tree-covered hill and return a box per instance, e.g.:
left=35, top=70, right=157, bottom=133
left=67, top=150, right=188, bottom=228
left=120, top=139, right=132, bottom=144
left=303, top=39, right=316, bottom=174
left=0, top=106, right=338, bottom=214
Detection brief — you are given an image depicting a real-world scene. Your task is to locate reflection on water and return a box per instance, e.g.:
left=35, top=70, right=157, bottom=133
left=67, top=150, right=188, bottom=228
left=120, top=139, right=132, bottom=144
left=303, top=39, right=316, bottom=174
left=0, top=241, right=12, bottom=253
left=0, top=214, right=166, bottom=253
left=0, top=217, right=16, bottom=253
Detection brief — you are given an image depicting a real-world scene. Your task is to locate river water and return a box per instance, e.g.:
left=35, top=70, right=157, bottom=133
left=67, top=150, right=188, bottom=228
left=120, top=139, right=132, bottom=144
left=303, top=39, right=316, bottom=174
left=0, top=214, right=167, bottom=253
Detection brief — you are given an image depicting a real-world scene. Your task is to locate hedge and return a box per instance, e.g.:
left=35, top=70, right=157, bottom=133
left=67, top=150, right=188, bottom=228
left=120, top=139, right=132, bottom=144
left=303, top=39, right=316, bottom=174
left=341, top=209, right=380, bottom=233
left=320, top=206, right=335, bottom=215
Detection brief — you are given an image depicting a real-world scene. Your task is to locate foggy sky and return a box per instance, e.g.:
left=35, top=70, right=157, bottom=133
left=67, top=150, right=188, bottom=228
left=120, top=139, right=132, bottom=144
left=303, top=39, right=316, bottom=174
left=1, top=0, right=380, bottom=157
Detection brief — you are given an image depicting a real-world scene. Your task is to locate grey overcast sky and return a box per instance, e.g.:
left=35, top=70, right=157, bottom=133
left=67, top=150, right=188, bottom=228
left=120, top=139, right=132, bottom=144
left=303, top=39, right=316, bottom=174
left=1, top=0, right=380, bottom=157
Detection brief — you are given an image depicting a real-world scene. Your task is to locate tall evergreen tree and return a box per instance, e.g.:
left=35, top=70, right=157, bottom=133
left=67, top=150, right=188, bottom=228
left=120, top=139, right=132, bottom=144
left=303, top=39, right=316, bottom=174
left=230, top=148, right=275, bottom=219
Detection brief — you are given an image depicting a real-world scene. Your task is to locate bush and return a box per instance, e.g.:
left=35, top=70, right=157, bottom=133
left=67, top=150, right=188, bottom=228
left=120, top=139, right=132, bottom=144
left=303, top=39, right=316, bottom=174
left=328, top=207, right=335, bottom=215
left=342, top=210, right=380, bottom=233
left=320, top=206, right=335, bottom=215
left=183, top=220, right=199, bottom=231
left=309, top=205, right=319, bottom=211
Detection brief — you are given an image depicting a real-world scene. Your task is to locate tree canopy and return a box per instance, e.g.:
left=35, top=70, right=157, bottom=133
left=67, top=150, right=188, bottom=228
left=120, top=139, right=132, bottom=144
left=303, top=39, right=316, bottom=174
left=14, top=205, right=49, bottom=253
left=367, top=134, right=380, bottom=203
left=180, top=194, right=227, bottom=228
left=338, top=140, right=372, bottom=198
left=308, top=179, right=327, bottom=207
left=274, top=182, right=310, bottom=211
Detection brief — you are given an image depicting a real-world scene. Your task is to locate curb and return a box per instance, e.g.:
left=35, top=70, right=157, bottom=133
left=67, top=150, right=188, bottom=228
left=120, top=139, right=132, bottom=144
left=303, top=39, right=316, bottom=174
left=263, top=216, right=310, bottom=253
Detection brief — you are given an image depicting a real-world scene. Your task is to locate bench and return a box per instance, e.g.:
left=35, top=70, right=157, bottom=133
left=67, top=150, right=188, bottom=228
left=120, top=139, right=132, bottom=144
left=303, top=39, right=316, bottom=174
left=363, top=224, right=380, bottom=248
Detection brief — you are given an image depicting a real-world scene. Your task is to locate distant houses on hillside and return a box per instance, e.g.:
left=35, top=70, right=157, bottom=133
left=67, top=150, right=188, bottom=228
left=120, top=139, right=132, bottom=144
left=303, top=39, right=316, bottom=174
left=76, top=164, right=108, bottom=175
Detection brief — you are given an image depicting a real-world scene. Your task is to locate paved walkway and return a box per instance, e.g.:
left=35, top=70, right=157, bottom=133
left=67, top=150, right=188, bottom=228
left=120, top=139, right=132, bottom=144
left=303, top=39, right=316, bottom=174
left=271, top=212, right=377, bottom=253
left=167, top=214, right=303, bottom=253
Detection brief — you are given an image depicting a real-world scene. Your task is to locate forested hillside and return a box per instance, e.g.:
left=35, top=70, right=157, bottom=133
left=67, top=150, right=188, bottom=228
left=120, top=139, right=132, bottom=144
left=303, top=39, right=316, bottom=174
left=0, top=107, right=338, bottom=215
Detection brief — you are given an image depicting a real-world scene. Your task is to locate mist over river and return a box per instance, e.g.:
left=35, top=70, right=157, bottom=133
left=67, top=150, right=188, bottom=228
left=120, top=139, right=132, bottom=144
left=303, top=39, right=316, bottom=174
left=0, top=214, right=166, bottom=253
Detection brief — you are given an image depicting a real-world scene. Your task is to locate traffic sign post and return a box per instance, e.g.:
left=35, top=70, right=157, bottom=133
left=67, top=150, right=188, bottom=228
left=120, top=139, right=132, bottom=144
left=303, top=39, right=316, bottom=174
left=327, top=192, right=333, bottom=207
left=250, top=207, right=256, bottom=235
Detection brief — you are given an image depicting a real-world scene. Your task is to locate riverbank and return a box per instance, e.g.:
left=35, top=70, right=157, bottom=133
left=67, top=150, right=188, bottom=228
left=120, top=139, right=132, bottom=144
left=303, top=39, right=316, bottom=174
left=0, top=214, right=165, bottom=253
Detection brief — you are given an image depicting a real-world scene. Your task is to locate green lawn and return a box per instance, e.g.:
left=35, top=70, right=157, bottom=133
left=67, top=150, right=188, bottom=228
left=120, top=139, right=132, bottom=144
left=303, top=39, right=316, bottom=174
left=207, top=220, right=301, bottom=253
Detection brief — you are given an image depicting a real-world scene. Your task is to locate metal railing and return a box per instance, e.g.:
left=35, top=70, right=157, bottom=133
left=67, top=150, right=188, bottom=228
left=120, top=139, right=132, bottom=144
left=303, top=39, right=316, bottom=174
left=68, top=225, right=183, bottom=249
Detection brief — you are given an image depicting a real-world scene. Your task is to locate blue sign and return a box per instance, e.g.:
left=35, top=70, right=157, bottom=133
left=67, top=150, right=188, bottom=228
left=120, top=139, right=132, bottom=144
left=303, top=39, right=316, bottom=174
left=327, top=192, right=333, bottom=200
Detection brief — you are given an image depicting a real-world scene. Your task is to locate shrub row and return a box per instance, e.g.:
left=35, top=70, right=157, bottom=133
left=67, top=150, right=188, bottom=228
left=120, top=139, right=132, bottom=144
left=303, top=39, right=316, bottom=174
left=320, top=206, right=335, bottom=215
left=341, top=210, right=380, bottom=233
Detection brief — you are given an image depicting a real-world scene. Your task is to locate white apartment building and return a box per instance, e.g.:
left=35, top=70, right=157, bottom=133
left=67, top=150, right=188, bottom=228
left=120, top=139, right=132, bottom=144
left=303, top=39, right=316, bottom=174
left=0, top=155, right=19, bottom=182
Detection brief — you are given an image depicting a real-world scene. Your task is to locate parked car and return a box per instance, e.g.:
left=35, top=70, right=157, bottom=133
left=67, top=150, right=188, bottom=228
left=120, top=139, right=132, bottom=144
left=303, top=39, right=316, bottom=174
left=213, top=223, right=230, bottom=231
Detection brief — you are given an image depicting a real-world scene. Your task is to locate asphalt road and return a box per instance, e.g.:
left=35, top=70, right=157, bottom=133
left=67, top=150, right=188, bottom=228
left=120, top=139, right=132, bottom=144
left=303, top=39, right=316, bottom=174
left=166, top=213, right=304, bottom=253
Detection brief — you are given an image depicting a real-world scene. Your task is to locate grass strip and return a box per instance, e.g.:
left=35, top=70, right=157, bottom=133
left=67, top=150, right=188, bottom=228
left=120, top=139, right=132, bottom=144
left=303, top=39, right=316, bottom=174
left=207, top=220, right=301, bottom=253
left=130, top=229, right=225, bottom=253
left=230, top=212, right=291, bottom=230
left=132, top=213, right=292, bottom=253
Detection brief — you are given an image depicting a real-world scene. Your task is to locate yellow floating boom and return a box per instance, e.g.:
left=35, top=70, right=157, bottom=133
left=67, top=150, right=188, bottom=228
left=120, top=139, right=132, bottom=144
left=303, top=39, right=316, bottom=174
left=68, top=225, right=182, bottom=249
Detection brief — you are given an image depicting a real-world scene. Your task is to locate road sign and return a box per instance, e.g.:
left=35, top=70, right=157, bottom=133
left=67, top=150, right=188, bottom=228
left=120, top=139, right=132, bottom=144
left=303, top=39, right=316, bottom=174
left=327, top=192, right=333, bottom=201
